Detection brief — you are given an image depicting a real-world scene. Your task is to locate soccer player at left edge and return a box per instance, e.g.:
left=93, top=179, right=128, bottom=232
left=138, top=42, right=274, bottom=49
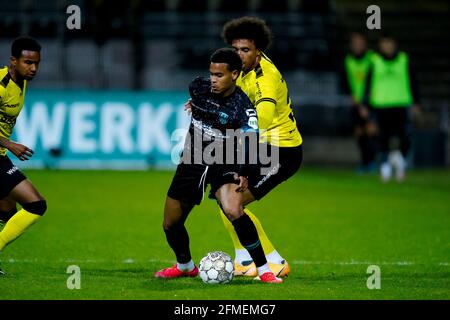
left=0, top=36, right=47, bottom=275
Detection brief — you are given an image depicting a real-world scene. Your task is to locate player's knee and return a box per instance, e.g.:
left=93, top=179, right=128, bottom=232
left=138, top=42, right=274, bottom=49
left=221, top=203, right=243, bottom=222
left=163, top=219, right=181, bottom=231
left=162, top=221, right=172, bottom=231
left=22, top=200, right=47, bottom=216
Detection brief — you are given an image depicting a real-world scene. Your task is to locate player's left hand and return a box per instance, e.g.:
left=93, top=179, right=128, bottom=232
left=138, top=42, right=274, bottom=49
left=184, top=99, right=192, bottom=114
left=7, top=142, right=34, bottom=161
left=234, top=174, right=248, bottom=192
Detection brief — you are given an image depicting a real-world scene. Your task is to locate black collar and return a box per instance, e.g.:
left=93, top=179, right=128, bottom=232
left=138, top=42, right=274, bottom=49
left=0, top=71, right=11, bottom=88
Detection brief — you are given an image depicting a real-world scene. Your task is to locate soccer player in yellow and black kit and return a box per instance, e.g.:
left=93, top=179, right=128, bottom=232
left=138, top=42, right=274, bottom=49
left=0, top=37, right=47, bottom=275
left=219, top=17, right=303, bottom=278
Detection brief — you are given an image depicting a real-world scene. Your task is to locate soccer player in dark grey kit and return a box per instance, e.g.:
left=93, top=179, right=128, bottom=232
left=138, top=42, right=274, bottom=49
left=155, top=48, right=283, bottom=283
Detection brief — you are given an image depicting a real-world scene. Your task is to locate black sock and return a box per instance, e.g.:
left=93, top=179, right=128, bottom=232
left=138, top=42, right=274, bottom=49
left=367, top=136, right=378, bottom=164
left=358, top=135, right=371, bottom=166
left=164, top=224, right=191, bottom=264
left=232, top=213, right=267, bottom=267
left=0, top=208, right=17, bottom=223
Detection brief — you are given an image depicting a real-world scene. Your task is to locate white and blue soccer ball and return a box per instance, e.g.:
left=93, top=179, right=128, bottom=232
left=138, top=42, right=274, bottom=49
left=199, top=251, right=234, bottom=284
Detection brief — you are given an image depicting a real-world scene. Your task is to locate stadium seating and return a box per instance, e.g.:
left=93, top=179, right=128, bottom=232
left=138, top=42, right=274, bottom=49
left=0, top=0, right=448, bottom=165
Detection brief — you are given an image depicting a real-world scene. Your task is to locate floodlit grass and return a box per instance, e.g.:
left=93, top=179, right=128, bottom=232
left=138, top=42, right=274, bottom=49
left=1, top=168, right=449, bottom=299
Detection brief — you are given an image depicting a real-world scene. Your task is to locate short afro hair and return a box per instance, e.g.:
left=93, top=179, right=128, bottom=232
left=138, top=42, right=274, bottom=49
left=379, top=31, right=396, bottom=41
left=210, top=48, right=242, bottom=73
left=11, top=36, right=41, bottom=58
left=222, top=16, right=272, bottom=51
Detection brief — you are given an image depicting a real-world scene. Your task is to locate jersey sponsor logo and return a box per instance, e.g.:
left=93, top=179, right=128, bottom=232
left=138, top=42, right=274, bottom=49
left=254, top=163, right=281, bottom=189
left=6, top=166, right=19, bottom=175
left=4, top=103, right=20, bottom=109
left=255, top=82, right=262, bottom=99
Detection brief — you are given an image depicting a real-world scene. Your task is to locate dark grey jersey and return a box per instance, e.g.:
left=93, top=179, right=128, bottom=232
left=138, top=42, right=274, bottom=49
left=182, top=76, right=258, bottom=166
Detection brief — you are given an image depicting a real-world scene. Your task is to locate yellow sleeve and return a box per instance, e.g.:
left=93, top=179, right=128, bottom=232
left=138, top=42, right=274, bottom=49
left=254, top=70, right=279, bottom=129
left=0, top=86, right=4, bottom=104
left=254, top=71, right=278, bottom=105
left=256, top=100, right=276, bottom=129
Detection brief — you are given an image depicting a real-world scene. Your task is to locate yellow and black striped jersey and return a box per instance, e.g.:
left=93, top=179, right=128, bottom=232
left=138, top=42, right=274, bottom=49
left=237, top=53, right=302, bottom=147
left=0, top=66, right=26, bottom=156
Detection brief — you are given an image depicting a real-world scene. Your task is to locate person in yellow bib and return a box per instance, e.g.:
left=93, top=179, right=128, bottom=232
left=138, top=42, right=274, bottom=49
left=0, top=37, right=47, bottom=275
left=342, top=31, right=377, bottom=173
left=219, top=17, right=304, bottom=278
left=362, top=33, right=421, bottom=182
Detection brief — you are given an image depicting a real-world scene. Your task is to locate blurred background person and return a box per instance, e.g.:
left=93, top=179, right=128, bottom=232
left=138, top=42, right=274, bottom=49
left=342, top=31, right=377, bottom=173
left=362, top=33, right=421, bottom=182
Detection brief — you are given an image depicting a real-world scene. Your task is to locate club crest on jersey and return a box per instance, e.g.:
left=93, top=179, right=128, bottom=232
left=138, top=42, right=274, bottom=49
left=218, top=112, right=229, bottom=124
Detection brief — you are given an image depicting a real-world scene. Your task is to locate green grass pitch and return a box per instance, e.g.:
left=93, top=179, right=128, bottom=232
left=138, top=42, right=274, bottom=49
left=0, top=168, right=449, bottom=299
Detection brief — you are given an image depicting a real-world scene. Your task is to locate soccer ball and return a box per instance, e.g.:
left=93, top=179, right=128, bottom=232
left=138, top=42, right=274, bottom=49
left=199, top=251, right=234, bottom=284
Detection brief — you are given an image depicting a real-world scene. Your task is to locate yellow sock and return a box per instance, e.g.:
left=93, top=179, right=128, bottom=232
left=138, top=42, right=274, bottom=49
left=0, top=208, right=41, bottom=251
left=244, top=208, right=275, bottom=254
left=219, top=208, right=276, bottom=254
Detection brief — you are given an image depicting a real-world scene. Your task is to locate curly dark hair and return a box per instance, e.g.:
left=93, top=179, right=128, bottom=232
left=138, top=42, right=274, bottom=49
left=222, top=16, right=272, bottom=51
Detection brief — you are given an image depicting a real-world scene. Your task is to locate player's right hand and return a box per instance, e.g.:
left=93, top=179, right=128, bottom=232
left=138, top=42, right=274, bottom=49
left=7, top=142, right=34, bottom=161
left=234, top=174, right=248, bottom=193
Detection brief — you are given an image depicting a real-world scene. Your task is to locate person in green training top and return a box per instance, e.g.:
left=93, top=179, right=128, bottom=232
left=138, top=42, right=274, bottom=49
left=0, top=37, right=47, bottom=275
left=362, top=33, right=421, bottom=182
left=342, top=31, right=377, bottom=173
left=185, top=17, right=303, bottom=279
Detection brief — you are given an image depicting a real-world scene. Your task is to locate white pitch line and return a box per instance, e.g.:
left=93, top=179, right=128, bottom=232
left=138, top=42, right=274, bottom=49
left=292, top=260, right=417, bottom=266
left=4, top=258, right=449, bottom=267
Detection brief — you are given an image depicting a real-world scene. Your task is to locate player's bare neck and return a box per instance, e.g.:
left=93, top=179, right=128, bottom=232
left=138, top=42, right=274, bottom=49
left=220, top=85, right=236, bottom=98
left=243, top=55, right=261, bottom=76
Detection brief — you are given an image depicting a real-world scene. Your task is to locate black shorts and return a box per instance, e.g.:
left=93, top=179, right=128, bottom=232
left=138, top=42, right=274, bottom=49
left=372, top=107, right=411, bottom=136
left=167, top=163, right=240, bottom=205
left=0, top=156, right=27, bottom=199
left=247, top=144, right=303, bottom=200
left=351, top=107, right=368, bottom=127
